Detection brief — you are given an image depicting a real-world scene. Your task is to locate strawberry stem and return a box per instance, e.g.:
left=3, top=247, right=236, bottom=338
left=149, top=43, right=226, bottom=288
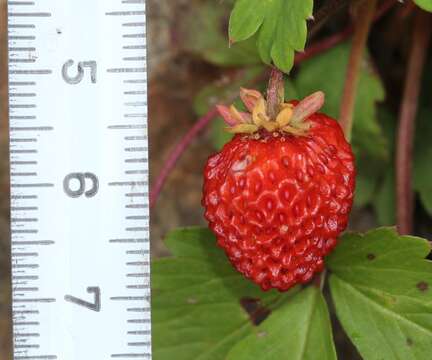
left=266, top=68, right=284, bottom=119
left=339, top=0, right=377, bottom=140
left=396, top=10, right=432, bottom=235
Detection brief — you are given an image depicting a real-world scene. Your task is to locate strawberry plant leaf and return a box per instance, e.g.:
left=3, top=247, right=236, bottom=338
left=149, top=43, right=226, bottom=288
left=226, top=286, right=337, bottom=360
left=229, top=0, right=314, bottom=73
left=414, top=110, right=432, bottom=215
left=295, top=42, right=387, bottom=159
left=152, top=227, right=280, bottom=360
left=152, top=227, right=336, bottom=360
left=181, top=1, right=261, bottom=66
left=327, top=227, right=432, bottom=360
left=413, top=0, right=432, bottom=11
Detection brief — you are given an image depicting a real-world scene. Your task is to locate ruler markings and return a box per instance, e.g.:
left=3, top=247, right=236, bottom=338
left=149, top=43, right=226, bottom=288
left=108, top=124, right=146, bottom=130
left=12, top=240, right=54, bottom=246
left=11, top=229, right=38, bottom=234
left=126, top=285, right=147, bottom=290
left=11, top=206, right=38, bottom=211
left=11, top=183, right=54, bottom=188
left=10, top=104, right=36, bottom=109
left=11, top=173, right=38, bottom=177
left=13, top=310, right=39, bottom=315
left=11, top=126, right=53, bottom=131
left=10, top=69, right=52, bottom=75
left=125, top=170, right=148, bottom=175
left=124, top=79, right=146, bottom=84
left=122, top=0, right=145, bottom=3
left=110, top=238, right=146, bottom=244
left=122, top=22, right=145, bottom=27
left=127, top=308, right=150, bottom=313
left=124, top=90, right=146, bottom=95
left=108, top=181, right=147, bottom=186
left=126, top=274, right=150, bottom=278
left=123, top=33, right=145, bottom=38
left=11, top=149, right=38, bottom=154
left=10, top=93, right=36, bottom=97
left=110, top=296, right=149, bottom=301
left=9, top=47, right=36, bottom=52
left=108, top=67, right=146, bottom=73
left=124, top=101, right=147, bottom=107
left=126, top=250, right=149, bottom=255
left=125, top=158, right=147, bottom=163
left=8, top=24, right=35, bottom=28
left=12, top=253, right=39, bottom=258
left=8, top=1, right=36, bottom=5
left=106, top=11, right=146, bottom=16
left=12, top=275, right=39, bottom=283
left=9, top=35, right=36, bottom=40
left=126, top=216, right=149, bottom=220
left=15, top=357, right=57, bottom=360
left=8, top=12, right=52, bottom=17
left=14, top=345, right=40, bottom=349
left=127, top=319, right=151, bottom=324
left=13, top=298, right=56, bottom=303
left=125, top=136, right=147, bottom=141
left=9, top=81, right=36, bottom=87
left=10, top=138, right=38, bottom=142
left=123, top=45, right=146, bottom=50
left=11, top=161, right=38, bottom=165
left=125, top=193, right=148, bottom=197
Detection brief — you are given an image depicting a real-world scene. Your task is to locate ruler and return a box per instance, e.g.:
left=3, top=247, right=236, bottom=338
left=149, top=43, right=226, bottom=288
left=8, top=0, right=151, bottom=359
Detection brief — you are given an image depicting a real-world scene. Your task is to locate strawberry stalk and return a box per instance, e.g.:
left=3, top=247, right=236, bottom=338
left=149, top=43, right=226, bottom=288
left=266, top=68, right=285, bottom=119
left=339, top=0, right=378, bottom=140
left=396, top=10, right=432, bottom=235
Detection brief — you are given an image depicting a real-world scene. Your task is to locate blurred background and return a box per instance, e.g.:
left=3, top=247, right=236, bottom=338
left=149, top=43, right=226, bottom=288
left=1, top=0, right=432, bottom=359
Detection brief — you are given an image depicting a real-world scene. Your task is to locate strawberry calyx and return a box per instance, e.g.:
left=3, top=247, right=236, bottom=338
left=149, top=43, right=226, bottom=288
left=216, top=90, right=325, bottom=137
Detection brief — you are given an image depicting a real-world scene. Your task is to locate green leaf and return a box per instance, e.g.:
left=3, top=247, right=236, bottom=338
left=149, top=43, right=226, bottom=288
left=153, top=227, right=336, bottom=360
left=295, top=42, right=387, bottom=159
left=229, top=0, right=314, bottom=73
left=413, top=0, right=432, bottom=11
left=152, top=227, right=280, bottom=360
left=226, top=287, right=337, bottom=360
left=414, top=110, right=432, bottom=215
left=181, top=1, right=261, bottom=67
left=328, top=227, right=432, bottom=360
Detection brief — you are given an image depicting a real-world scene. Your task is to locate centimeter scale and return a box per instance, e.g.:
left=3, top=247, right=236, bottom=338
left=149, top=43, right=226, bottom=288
left=7, top=0, right=151, bottom=359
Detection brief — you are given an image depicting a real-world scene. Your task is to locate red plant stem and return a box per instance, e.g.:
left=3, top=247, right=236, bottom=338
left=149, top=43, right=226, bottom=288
left=149, top=108, right=219, bottom=208
left=339, top=0, right=378, bottom=139
left=396, top=11, right=432, bottom=235
left=149, top=0, right=398, bottom=209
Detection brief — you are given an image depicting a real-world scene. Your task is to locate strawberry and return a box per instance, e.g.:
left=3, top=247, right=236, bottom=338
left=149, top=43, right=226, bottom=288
left=202, top=89, right=355, bottom=291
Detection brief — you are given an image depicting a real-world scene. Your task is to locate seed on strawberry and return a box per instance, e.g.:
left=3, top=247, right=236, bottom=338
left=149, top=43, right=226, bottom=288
left=202, top=89, right=356, bottom=291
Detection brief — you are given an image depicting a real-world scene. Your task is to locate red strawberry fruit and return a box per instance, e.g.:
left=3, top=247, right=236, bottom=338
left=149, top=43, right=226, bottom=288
left=202, top=89, right=356, bottom=291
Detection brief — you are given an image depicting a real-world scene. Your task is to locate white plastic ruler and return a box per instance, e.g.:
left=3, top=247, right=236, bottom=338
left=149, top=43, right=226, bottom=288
left=7, top=0, right=151, bottom=359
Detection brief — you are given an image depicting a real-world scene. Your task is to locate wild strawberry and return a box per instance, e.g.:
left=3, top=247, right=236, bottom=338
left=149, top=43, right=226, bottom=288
left=202, top=89, right=355, bottom=291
